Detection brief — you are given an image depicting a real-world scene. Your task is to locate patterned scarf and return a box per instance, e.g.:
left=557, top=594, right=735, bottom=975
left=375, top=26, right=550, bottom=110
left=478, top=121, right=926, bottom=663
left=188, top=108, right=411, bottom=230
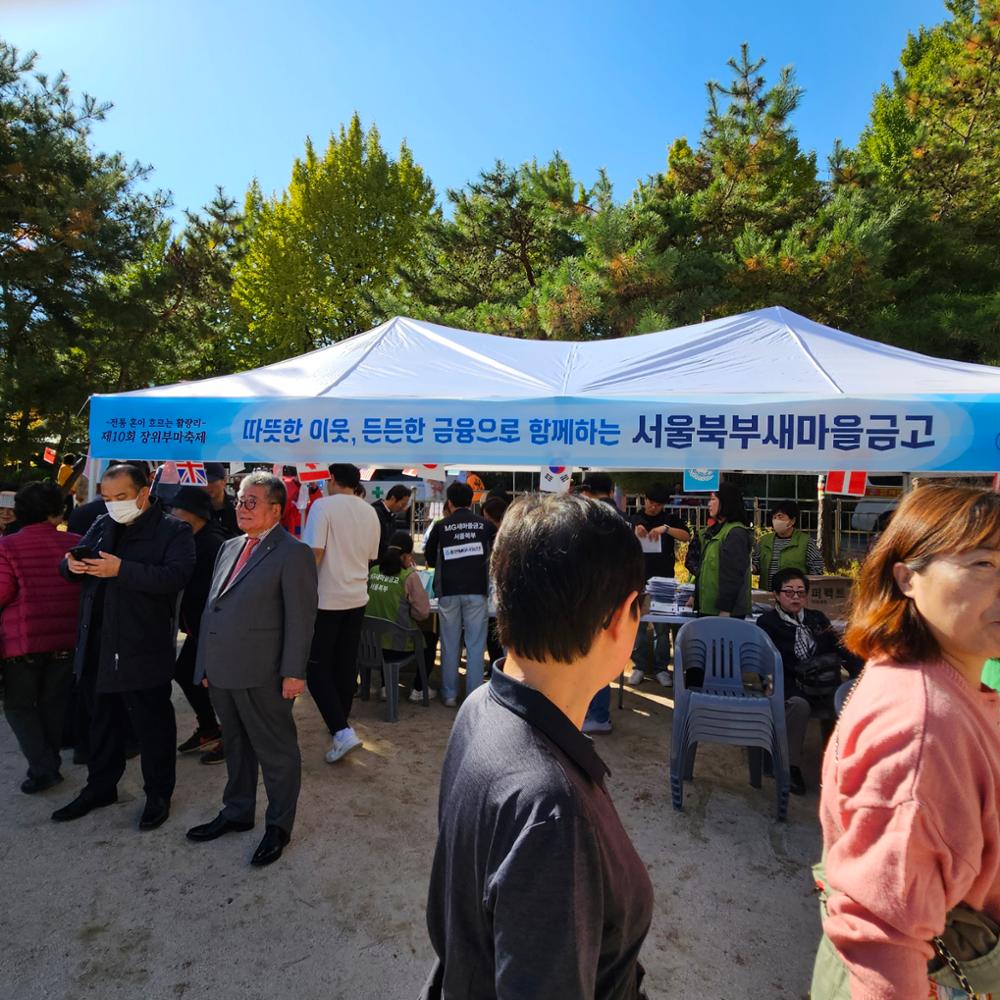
left=776, top=605, right=816, bottom=662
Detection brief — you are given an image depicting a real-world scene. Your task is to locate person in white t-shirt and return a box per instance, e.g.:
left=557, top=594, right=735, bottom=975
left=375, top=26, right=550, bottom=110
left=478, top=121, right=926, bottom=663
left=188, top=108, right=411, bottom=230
left=301, top=464, right=380, bottom=762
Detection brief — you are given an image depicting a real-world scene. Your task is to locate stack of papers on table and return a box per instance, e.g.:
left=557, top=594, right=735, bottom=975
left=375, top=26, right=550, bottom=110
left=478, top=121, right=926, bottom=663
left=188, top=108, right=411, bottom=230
left=645, top=578, right=695, bottom=615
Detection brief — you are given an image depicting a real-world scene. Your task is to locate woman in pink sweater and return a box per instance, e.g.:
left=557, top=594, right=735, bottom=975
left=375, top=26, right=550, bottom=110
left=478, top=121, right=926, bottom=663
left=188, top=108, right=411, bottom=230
left=0, top=482, right=81, bottom=794
left=814, top=484, right=1000, bottom=999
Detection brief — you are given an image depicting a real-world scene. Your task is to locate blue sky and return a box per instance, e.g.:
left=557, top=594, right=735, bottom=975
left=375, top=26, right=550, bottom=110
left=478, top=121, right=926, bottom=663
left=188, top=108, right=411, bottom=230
left=4, top=0, right=948, bottom=222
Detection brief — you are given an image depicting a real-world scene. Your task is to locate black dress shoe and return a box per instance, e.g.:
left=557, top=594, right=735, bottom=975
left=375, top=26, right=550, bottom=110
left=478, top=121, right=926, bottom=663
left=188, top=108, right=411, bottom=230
left=138, top=796, right=170, bottom=831
left=21, top=772, right=64, bottom=795
left=250, top=825, right=290, bottom=867
left=789, top=766, right=807, bottom=796
left=51, top=790, right=117, bottom=822
left=186, top=813, right=255, bottom=842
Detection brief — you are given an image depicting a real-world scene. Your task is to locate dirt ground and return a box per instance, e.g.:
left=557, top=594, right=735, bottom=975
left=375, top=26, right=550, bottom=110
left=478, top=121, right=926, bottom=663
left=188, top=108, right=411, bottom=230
left=0, top=671, right=824, bottom=1000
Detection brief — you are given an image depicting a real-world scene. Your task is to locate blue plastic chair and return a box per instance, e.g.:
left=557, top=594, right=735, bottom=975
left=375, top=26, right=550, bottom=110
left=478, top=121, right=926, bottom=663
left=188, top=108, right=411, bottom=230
left=357, top=617, right=428, bottom=722
left=670, top=617, right=790, bottom=821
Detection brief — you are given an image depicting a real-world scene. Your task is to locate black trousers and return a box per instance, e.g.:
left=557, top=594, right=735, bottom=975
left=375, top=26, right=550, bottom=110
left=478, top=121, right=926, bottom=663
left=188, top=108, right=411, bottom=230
left=210, top=682, right=300, bottom=834
left=174, top=635, right=218, bottom=733
left=82, top=654, right=176, bottom=801
left=307, top=606, right=366, bottom=734
left=3, top=653, right=73, bottom=780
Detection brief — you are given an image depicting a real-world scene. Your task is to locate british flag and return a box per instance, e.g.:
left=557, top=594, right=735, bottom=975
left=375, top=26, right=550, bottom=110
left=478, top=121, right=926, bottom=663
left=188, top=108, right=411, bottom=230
left=177, top=461, right=207, bottom=486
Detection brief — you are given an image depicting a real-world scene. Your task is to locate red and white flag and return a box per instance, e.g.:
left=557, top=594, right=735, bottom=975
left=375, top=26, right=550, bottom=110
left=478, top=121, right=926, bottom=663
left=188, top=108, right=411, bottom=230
left=826, top=470, right=867, bottom=496
left=403, top=464, right=447, bottom=483
left=159, top=461, right=180, bottom=485
left=177, top=461, right=207, bottom=486
left=539, top=466, right=572, bottom=493
left=43, top=446, right=57, bottom=465
left=297, top=463, right=330, bottom=484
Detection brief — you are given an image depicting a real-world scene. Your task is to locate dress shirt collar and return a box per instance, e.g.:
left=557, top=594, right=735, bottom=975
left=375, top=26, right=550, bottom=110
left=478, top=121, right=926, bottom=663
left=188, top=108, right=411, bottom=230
left=242, top=522, right=280, bottom=543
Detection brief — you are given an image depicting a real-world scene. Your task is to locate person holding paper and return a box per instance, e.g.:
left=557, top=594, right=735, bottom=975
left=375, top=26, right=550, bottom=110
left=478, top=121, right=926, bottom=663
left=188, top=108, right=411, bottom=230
left=628, top=483, right=690, bottom=688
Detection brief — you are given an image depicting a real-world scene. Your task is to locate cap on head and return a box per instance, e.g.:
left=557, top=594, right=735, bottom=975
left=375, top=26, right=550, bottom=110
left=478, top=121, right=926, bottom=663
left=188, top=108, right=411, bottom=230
left=168, top=486, right=213, bottom=521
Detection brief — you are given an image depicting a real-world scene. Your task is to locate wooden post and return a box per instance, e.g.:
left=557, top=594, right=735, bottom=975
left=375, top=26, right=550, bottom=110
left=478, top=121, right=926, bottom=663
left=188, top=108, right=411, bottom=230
left=817, top=474, right=836, bottom=569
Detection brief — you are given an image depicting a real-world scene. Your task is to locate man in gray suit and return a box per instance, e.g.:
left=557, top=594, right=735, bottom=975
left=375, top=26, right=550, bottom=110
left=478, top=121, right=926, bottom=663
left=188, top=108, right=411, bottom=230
left=186, top=471, right=318, bottom=867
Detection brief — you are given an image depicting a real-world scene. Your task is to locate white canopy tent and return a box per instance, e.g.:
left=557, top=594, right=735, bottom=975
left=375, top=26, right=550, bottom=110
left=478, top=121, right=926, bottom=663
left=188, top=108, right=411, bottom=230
left=88, top=306, right=1000, bottom=473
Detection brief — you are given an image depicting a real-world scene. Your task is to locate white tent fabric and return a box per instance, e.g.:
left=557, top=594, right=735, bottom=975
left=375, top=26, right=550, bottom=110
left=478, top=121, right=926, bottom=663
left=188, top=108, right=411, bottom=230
left=89, top=306, right=1000, bottom=472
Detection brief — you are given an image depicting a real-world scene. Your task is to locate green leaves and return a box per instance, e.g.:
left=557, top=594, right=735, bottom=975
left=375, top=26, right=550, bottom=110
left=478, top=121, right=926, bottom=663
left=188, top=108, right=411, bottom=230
left=231, top=113, right=434, bottom=364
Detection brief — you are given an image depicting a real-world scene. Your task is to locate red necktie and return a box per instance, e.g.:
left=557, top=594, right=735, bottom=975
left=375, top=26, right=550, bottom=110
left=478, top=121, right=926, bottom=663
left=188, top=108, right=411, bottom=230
left=223, top=536, right=260, bottom=590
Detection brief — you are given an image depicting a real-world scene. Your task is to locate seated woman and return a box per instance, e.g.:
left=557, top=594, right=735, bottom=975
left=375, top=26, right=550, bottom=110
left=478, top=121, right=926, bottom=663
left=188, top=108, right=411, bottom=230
left=756, top=568, right=860, bottom=796
left=366, top=529, right=432, bottom=701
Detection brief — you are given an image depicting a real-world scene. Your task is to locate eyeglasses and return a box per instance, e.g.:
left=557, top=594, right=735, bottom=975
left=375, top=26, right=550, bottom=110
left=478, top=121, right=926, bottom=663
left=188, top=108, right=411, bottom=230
left=779, top=588, right=807, bottom=598
left=235, top=497, right=258, bottom=510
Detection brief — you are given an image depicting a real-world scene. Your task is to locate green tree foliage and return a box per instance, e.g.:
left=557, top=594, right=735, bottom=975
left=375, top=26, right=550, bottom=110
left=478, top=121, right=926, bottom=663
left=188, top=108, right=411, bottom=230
left=382, top=155, right=586, bottom=338
left=232, top=114, right=435, bottom=363
left=846, top=0, right=1000, bottom=361
left=0, top=42, right=167, bottom=468
left=0, top=42, right=251, bottom=472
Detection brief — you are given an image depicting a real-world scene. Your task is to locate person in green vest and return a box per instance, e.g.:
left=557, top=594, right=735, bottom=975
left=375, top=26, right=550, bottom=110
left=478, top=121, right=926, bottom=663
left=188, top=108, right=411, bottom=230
left=693, top=482, right=753, bottom=619
left=367, top=530, right=432, bottom=702
left=753, top=499, right=825, bottom=591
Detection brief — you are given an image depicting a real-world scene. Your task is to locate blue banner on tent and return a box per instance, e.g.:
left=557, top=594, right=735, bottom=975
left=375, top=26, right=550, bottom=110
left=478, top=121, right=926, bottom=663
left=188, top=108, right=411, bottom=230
left=683, top=469, right=720, bottom=492
left=87, top=394, right=1000, bottom=473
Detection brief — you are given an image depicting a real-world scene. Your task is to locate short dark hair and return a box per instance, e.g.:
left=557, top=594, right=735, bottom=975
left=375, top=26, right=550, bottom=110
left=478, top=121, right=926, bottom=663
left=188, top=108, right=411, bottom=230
left=61, top=453, right=78, bottom=465
left=715, top=482, right=747, bottom=524
left=103, top=463, right=149, bottom=491
left=447, top=481, right=473, bottom=508
left=492, top=494, right=645, bottom=663
left=771, top=566, right=809, bottom=594
left=771, top=499, right=800, bottom=522
left=386, top=484, right=412, bottom=502
left=379, top=529, right=414, bottom=575
left=240, top=470, right=287, bottom=514
left=14, top=481, right=64, bottom=525
left=329, top=463, right=361, bottom=490
left=645, top=482, right=670, bottom=504
left=482, top=496, right=509, bottom=524
left=579, top=472, right=614, bottom=496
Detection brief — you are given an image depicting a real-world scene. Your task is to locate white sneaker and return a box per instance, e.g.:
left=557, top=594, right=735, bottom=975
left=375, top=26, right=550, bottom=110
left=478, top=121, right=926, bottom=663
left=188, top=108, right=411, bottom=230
left=408, top=688, right=425, bottom=703
left=626, top=668, right=644, bottom=686
left=324, top=729, right=362, bottom=763
left=582, top=718, right=613, bottom=735
left=655, top=670, right=673, bottom=688
left=441, top=695, right=457, bottom=708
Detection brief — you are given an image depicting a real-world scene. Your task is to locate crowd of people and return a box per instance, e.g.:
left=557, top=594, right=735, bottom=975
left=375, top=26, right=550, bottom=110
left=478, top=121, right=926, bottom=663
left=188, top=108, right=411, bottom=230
left=4, top=458, right=1000, bottom=997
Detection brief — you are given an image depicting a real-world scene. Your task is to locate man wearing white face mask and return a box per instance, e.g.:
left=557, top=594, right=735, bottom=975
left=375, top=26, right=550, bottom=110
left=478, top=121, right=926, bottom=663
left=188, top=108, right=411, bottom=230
left=52, top=463, right=195, bottom=830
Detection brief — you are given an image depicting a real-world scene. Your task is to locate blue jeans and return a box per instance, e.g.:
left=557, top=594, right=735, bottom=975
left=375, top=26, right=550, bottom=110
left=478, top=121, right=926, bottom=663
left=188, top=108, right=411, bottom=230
left=631, top=623, right=671, bottom=674
left=585, top=686, right=611, bottom=725
left=437, top=594, right=488, bottom=700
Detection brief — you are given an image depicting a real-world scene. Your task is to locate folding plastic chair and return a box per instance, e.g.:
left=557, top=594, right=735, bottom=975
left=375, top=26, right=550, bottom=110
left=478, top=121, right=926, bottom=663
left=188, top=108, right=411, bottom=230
left=357, top=617, right=428, bottom=722
left=669, top=617, right=790, bottom=821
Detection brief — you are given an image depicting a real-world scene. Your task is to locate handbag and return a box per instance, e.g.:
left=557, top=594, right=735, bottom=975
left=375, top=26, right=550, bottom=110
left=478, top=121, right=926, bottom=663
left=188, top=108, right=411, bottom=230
left=792, top=652, right=842, bottom=704
left=812, top=856, right=1000, bottom=997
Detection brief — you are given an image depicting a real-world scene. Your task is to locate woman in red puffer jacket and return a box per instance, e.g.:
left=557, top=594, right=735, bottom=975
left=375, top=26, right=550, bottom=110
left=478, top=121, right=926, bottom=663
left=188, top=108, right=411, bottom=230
left=0, top=481, right=81, bottom=793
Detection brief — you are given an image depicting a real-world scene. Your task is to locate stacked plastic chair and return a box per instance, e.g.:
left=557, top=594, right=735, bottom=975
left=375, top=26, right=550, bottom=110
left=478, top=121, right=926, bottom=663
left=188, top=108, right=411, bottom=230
left=357, top=617, right=429, bottom=722
left=669, top=617, right=790, bottom=821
